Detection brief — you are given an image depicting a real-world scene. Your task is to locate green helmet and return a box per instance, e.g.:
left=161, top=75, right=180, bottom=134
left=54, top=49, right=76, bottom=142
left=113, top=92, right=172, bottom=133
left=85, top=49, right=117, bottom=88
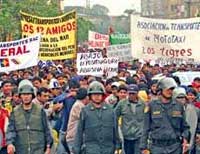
left=18, top=84, right=34, bottom=95
left=88, top=81, right=105, bottom=95
left=158, top=77, right=177, bottom=90
left=172, top=87, right=186, bottom=100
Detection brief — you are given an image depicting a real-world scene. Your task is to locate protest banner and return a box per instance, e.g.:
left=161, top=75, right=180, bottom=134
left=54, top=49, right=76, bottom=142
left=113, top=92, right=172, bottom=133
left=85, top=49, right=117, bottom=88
left=109, top=33, right=131, bottom=45
left=21, top=10, right=77, bottom=60
left=88, top=31, right=109, bottom=49
left=107, top=43, right=132, bottom=62
left=131, top=16, right=200, bottom=64
left=77, top=52, right=119, bottom=77
left=0, top=34, right=41, bottom=72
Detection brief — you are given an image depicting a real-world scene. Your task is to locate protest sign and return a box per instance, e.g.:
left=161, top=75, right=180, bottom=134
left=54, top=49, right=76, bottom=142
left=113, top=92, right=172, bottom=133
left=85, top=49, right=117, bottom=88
left=131, top=16, right=200, bottom=64
left=21, top=10, right=77, bottom=60
left=77, top=52, right=119, bottom=77
left=88, top=31, right=109, bottom=49
left=0, top=34, right=41, bottom=72
left=109, top=33, right=131, bottom=45
left=107, top=43, right=132, bottom=62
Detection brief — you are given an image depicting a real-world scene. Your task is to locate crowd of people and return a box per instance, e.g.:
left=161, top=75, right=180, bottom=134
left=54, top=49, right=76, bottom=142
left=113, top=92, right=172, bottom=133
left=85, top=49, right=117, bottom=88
left=0, top=54, right=200, bottom=154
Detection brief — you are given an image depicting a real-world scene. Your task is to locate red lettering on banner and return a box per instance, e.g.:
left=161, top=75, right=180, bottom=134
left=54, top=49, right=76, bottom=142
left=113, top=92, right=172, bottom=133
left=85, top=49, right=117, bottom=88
left=0, top=45, right=30, bottom=57
left=95, top=33, right=108, bottom=40
left=23, top=24, right=34, bottom=34
left=45, top=21, right=76, bottom=35
left=160, top=47, right=192, bottom=58
left=88, top=41, right=109, bottom=48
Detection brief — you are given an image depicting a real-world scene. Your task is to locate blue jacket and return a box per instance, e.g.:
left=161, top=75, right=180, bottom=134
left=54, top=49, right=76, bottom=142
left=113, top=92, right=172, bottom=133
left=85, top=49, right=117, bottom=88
left=60, top=96, right=76, bottom=132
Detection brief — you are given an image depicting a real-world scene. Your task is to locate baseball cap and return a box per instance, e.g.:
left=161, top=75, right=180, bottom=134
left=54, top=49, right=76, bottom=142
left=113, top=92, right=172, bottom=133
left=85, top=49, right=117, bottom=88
left=128, top=84, right=139, bottom=93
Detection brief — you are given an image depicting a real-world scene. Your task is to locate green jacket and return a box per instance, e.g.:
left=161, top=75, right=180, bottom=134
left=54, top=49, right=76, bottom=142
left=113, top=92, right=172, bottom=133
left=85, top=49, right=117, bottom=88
left=73, top=103, right=117, bottom=154
left=115, top=99, right=145, bottom=140
left=6, top=103, right=53, bottom=154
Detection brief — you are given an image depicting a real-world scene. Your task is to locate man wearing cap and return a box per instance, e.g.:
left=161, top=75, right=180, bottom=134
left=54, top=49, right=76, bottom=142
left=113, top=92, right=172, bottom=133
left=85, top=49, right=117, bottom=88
left=66, top=88, right=89, bottom=153
left=115, top=84, right=145, bottom=154
left=140, top=77, right=190, bottom=154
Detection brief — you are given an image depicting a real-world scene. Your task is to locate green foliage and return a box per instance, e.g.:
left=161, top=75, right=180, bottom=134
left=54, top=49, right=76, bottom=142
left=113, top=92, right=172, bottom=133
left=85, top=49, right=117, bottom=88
left=0, top=0, right=60, bottom=41
left=77, top=17, right=95, bottom=43
left=90, top=4, right=109, bottom=16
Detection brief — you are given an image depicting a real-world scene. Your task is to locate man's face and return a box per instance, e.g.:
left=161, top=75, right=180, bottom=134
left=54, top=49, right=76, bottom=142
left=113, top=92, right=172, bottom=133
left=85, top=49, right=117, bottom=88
left=128, top=93, right=138, bottom=102
left=23, top=72, right=30, bottom=79
left=111, top=86, right=118, bottom=96
left=162, top=88, right=173, bottom=99
left=1, top=75, right=8, bottom=81
left=57, top=76, right=65, bottom=85
left=38, top=92, right=49, bottom=104
left=69, top=88, right=78, bottom=97
left=151, top=84, right=157, bottom=92
left=187, top=93, right=196, bottom=103
left=2, top=83, right=13, bottom=95
left=12, top=94, right=21, bottom=104
left=20, top=93, right=33, bottom=105
left=90, top=94, right=103, bottom=104
left=118, top=89, right=128, bottom=100
left=80, top=79, right=88, bottom=88
left=33, top=80, right=41, bottom=89
left=176, top=97, right=186, bottom=105
left=50, top=88, right=61, bottom=96
left=105, top=84, right=112, bottom=94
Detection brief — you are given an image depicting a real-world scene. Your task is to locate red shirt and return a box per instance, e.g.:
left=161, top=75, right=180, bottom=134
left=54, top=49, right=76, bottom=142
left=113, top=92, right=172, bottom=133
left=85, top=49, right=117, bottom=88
left=0, top=108, right=9, bottom=147
left=194, top=102, right=200, bottom=109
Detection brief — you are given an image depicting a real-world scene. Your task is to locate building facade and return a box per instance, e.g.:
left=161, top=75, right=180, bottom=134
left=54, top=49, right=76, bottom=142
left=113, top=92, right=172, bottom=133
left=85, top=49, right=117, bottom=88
left=185, top=0, right=200, bottom=17
left=141, top=0, right=185, bottom=18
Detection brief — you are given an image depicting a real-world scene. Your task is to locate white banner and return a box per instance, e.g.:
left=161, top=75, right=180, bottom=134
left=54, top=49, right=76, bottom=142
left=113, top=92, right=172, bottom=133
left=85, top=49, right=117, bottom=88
left=107, top=43, right=132, bottom=62
left=88, top=31, right=109, bottom=49
left=0, top=34, right=41, bottom=72
left=131, top=16, right=200, bottom=64
left=77, top=52, right=119, bottom=77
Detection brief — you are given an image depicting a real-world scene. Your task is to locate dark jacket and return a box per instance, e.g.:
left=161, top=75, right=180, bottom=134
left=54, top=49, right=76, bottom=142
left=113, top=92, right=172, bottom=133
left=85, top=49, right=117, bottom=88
left=6, top=103, right=53, bottom=154
left=73, top=103, right=117, bottom=154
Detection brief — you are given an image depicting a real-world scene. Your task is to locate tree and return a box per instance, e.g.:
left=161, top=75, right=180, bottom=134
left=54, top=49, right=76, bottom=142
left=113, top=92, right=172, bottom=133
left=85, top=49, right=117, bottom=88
left=0, top=0, right=60, bottom=41
left=77, top=17, right=95, bottom=43
left=124, top=9, right=136, bottom=16
left=90, top=4, right=109, bottom=16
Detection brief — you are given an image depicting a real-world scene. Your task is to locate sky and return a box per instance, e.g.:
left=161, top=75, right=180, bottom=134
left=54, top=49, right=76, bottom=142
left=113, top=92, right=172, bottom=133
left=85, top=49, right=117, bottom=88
left=64, top=0, right=141, bottom=16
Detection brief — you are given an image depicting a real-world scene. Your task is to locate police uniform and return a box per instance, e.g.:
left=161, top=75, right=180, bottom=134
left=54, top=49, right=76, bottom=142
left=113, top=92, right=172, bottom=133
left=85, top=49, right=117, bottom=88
left=140, top=99, right=190, bottom=154
left=73, top=102, right=117, bottom=154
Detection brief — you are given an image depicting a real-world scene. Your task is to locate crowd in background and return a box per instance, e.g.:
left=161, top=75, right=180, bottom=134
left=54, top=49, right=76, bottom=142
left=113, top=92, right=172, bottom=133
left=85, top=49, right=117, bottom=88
left=0, top=48, right=200, bottom=154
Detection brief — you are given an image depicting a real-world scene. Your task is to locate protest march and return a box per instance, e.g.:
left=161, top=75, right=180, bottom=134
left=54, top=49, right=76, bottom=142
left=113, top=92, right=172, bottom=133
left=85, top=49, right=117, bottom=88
left=2, top=1, right=200, bottom=154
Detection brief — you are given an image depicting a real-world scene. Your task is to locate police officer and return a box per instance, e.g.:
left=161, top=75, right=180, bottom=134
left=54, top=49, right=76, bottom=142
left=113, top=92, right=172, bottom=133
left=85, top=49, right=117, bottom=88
left=6, top=80, right=53, bottom=154
left=115, top=84, right=145, bottom=154
left=73, top=81, right=118, bottom=154
left=140, top=77, right=190, bottom=154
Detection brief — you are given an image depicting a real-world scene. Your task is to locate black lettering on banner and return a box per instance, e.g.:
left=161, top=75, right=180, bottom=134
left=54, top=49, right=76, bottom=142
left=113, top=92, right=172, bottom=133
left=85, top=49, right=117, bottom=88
left=80, top=67, right=102, bottom=73
left=40, top=52, right=59, bottom=57
left=21, top=11, right=76, bottom=24
left=62, top=47, right=68, bottom=50
left=50, top=37, right=59, bottom=42
left=41, top=44, right=49, bottom=48
left=60, top=34, right=69, bottom=40
left=29, top=36, right=38, bottom=42
left=41, top=38, right=49, bottom=43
